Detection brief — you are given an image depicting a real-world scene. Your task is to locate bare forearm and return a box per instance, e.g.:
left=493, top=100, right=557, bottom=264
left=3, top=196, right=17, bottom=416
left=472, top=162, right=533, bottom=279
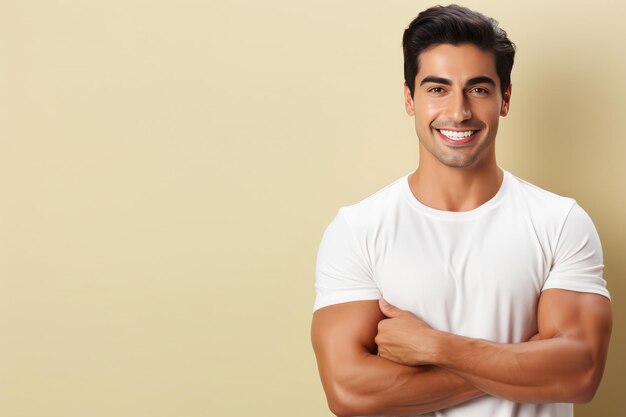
left=433, top=333, right=595, bottom=403
left=322, top=354, right=483, bottom=416
left=377, top=292, right=611, bottom=405
left=313, top=301, right=486, bottom=416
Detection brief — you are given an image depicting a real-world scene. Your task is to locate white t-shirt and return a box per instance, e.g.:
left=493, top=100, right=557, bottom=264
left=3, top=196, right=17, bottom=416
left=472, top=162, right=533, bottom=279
left=314, top=170, right=609, bottom=417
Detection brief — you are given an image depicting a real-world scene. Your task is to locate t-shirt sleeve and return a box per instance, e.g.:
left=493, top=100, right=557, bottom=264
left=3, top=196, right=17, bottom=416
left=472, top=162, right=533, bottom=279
left=313, top=209, right=381, bottom=311
left=542, top=203, right=610, bottom=299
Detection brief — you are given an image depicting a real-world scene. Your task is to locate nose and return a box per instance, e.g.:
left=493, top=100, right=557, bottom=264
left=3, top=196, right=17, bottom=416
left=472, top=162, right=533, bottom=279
left=445, top=92, right=472, bottom=123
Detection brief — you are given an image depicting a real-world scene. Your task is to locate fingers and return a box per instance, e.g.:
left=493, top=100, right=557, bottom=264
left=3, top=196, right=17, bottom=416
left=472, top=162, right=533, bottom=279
left=378, top=298, right=403, bottom=318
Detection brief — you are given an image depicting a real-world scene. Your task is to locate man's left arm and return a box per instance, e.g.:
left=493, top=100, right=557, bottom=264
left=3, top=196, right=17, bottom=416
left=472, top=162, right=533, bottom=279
left=376, top=289, right=612, bottom=404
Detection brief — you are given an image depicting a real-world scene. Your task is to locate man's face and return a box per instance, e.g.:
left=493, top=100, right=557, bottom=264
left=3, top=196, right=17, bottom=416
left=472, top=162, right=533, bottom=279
left=404, top=43, right=511, bottom=169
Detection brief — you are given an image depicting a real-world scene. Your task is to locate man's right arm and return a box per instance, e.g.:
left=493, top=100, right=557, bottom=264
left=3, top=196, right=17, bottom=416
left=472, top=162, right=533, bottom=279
left=311, top=300, right=484, bottom=417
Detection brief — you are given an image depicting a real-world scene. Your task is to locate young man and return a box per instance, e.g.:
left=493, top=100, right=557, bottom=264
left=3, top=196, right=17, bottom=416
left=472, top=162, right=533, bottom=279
left=311, top=5, right=611, bottom=417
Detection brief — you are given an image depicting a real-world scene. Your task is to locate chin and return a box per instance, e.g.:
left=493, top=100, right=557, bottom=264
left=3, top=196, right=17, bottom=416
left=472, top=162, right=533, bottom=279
left=434, top=153, right=479, bottom=168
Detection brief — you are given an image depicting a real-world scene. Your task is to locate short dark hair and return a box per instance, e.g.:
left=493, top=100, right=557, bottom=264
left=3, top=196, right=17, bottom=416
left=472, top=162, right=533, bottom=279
left=403, top=4, right=515, bottom=97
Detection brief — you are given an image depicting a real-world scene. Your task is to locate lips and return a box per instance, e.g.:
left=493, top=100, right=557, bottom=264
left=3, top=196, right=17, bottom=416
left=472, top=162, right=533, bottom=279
left=436, top=128, right=480, bottom=145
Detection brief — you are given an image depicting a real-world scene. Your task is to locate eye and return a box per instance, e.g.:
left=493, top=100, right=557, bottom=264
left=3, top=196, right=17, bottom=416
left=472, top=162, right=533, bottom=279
left=427, top=87, right=446, bottom=95
left=469, top=87, right=489, bottom=95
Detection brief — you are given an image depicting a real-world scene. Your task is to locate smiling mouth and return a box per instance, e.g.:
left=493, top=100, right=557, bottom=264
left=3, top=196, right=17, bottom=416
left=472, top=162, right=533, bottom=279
left=439, top=129, right=476, bottom=140
left=436, top=128, right=480, bottom=145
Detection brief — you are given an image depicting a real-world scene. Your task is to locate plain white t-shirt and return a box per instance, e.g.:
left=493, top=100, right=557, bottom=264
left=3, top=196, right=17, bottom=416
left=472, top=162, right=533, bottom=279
left=314, top=170, right=609, bottom=417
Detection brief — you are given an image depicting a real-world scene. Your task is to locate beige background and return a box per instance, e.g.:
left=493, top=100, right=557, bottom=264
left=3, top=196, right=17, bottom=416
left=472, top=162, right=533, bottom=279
left=1, top=1, right=624, bottom=416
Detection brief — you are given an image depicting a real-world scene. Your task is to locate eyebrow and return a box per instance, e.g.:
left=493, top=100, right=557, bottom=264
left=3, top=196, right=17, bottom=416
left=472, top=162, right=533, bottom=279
left=466, top=76, right=496, bottom=87
left=420, top=75, right=496, bottom=87
left=420, top=76, right=451, bottom=86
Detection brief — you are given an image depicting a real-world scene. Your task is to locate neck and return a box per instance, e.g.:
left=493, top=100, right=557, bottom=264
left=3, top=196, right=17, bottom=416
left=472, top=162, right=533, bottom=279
left=408, top=151, right=503, bottom=212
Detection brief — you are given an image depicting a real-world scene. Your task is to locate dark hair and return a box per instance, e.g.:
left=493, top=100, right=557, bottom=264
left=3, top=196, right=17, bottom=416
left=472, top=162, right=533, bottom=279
left=403, top=4, right=515, bottom=97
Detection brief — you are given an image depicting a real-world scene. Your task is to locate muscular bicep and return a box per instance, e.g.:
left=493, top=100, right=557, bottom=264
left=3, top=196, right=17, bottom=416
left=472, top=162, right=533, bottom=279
left=537, top=289, right=611, bottom=342
left=312, top=301, right=486, bottom=414
left=536, top=289, right=612, bottom=398
left=312, top=300, right=384, bottom=377
left=311, top=300, right=424, bottom=414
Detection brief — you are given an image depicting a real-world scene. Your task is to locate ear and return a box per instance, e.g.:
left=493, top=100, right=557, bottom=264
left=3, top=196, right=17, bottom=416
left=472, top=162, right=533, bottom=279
left=500, top=83, right=512, bottom=116
left=404, top=83, right=415, bottom=116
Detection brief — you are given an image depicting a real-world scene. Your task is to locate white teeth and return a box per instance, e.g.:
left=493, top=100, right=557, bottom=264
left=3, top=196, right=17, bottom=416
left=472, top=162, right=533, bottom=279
left=439, top=129, right=476, bottom=141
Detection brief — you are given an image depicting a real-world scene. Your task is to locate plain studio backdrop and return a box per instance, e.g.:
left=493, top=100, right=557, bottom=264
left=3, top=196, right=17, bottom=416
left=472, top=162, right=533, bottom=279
left=1, top=1, right=624, bottom=416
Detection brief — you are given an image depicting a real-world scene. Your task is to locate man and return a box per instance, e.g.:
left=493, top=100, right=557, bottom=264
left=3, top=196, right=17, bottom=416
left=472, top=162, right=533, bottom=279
left=311, top=4, right=611, bottom=417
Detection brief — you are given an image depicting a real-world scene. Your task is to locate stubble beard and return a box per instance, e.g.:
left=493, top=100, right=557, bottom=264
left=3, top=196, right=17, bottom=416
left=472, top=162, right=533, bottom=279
left=426, top=130, right=496, bottom=169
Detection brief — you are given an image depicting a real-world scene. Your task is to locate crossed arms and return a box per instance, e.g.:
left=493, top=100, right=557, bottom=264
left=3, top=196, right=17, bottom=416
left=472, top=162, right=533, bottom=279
left=311, top=289, right=611, bottom=417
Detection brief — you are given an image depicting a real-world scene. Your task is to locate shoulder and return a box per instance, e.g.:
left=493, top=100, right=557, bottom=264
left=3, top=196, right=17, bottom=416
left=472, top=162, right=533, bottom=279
left=506, top=172, right=575, bottom=208
left=503, top=171, right=603, bottom=261
left=318, top=175, right=408, bottom=261
left=505, top=171, right=577, bottom=221
left=337, top=174, right=409, bottom=230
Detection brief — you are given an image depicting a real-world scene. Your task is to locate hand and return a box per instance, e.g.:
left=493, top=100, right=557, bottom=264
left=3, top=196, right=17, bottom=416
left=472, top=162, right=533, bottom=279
left=375, top=299, right=440, bottom=366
